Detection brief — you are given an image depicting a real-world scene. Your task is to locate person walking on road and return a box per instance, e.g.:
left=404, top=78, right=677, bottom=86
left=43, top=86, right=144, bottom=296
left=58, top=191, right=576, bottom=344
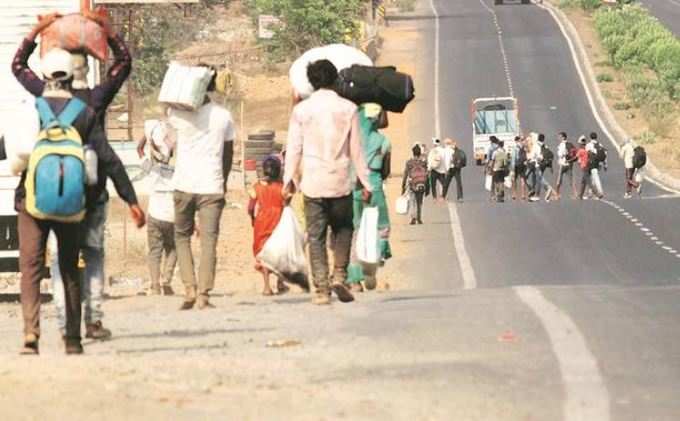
left=138, top=119, right=177, bottom=296
left=283, top=59, right=373, bottom=305
left=402, top=144, right=429, bottom=225
left=513, top=136, right=529, bottom=200
left=248, top=156, right=288, bottom=296
left=491, top=141, right=509, bottom=203
left=168, top=66, right=234, bottom=310
left=428, top=138, right=450, bottom=202
left=447, top=139, right=466, bottom=202
left=347, top=103, right=392, bottom=292
left=621, top=138, right=643, bottom=198
left=16, top=12, right=142, bottom=342
left=534, top=134, right=557, bottom=202
left=555, top=132, right=577, bottom=199
left=577, top=136, right=601, bottom=200
left=586, top=132, right=607, bottom=198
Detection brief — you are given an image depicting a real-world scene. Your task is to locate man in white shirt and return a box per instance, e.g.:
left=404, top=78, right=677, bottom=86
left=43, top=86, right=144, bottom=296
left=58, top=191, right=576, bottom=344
left=167, top=68, right=235, bottom=310
left=586, top=132, right=606, bottom=198
left=428, top=138, right=451, bottom=202
left=555, top=132, right=577, bottom=199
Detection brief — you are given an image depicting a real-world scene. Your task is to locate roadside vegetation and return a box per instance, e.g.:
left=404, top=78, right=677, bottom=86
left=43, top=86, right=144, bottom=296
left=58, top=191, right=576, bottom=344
left=244, top=0, right=365, bottom=60
left=557, top=0, right=680, bottom=172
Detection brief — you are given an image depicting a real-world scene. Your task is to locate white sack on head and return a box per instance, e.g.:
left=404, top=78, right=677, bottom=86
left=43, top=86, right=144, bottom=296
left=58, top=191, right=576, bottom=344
left=289, top=44, right=373, bottom=99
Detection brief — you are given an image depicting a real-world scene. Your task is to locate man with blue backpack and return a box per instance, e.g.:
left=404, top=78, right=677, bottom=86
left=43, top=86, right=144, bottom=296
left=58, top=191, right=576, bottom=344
left=12, top=45, right=144, bottom=355
left=13, top=14, right=143, bottom=344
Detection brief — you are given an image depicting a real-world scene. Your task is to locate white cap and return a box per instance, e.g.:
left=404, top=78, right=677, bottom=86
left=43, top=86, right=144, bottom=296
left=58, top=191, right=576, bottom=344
left=41, top=48, right=74, bottom=81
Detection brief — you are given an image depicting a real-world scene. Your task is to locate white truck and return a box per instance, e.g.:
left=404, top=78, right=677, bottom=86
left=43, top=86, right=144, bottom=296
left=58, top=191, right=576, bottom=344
left=0, top=1, right=81, bottom=278
left=471, top=97, right=521, bottom=165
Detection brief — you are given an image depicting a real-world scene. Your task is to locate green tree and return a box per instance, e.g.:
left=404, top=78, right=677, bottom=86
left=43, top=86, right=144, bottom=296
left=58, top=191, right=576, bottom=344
left=247, top=0, right=365, bottom=60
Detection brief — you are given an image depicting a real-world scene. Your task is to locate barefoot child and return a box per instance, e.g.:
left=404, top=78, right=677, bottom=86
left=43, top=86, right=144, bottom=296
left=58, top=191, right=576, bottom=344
left=248, top=157, right=287, bottom=295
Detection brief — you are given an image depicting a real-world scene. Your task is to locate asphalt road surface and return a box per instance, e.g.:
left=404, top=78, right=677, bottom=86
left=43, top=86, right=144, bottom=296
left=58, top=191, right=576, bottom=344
left=393, top=0, right=680, bottom=419
left=641, top=0, right=680, bottom=37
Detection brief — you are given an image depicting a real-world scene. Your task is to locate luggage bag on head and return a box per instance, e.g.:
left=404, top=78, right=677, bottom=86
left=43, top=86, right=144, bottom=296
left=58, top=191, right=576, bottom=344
left=335, top=65, right=415, bottom=113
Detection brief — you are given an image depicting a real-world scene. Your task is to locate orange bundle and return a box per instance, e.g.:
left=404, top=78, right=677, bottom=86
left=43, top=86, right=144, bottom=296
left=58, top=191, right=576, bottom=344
left=40, top=13, right=108, bottom=61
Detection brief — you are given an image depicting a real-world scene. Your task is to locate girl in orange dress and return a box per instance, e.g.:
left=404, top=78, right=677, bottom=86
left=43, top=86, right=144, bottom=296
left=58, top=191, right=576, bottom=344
left=248, top=157, right=287, bottom=295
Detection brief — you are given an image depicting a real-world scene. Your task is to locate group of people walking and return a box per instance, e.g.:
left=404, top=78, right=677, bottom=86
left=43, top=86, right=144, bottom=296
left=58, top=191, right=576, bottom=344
left=486, top=131, right=645, bottom=203
left=9, top=13, right=392, bottom=355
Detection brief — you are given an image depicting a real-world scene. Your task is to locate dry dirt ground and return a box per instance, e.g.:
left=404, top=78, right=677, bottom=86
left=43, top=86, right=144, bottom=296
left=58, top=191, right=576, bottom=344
left=560, top=5, right=680, bottom=180
left=0, top=6, right=426, bottom=420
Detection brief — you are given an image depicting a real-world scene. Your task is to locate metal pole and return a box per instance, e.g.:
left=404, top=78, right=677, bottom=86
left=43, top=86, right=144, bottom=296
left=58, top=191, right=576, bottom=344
left=123, top=7, right=135, bottom=258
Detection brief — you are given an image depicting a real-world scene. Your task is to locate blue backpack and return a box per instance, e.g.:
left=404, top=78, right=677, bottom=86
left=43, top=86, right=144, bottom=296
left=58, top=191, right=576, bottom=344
left=25, top=97, right=87, bottom=223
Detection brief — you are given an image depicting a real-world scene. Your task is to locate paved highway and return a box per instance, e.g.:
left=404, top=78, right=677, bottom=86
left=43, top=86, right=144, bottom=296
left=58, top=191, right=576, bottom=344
left=641, top=0, right=680, bottom=37
left=395, top=0, right=680, bottom=418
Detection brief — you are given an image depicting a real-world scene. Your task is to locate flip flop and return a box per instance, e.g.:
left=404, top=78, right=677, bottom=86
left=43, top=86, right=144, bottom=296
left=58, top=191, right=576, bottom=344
left=331, top=282, right=355, bottom=303
left=20, top=335, right=39, bottom=355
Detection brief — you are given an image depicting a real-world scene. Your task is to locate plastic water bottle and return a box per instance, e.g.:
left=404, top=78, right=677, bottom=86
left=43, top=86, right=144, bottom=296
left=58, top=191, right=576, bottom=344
left=84, top=145, right=98, bottom=186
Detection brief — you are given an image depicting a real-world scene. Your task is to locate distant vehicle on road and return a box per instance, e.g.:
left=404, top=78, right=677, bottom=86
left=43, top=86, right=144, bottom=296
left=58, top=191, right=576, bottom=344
left=493, top=0, right=532, bottom=5
left=495, top=0, right=532, bottom=4
left=471, top=96, right=521, bottom=165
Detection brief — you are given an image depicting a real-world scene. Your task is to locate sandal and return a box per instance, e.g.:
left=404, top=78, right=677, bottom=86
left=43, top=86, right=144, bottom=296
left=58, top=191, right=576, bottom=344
left=20, top=334, right=39, bottom=355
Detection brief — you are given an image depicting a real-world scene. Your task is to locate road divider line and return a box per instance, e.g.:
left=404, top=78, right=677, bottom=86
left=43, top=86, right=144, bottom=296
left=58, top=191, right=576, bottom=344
left=515, top=286, right=610, bottom=421
left=448, top=203, right=477, bottom=289
left=478, top=0, right=514, bottom=96
left=428, top=0, right=441, bottom=138
left=429, top=0, right=477, bottom=289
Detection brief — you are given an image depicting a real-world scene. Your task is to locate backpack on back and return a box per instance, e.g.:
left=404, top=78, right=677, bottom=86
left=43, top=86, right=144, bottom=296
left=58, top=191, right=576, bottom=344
left=541, top=145, right=554, bottom=170
left=453, top=148, right=467, bottom=169
left=25, top=97, right=87, bottom=223
left=633, top=146, right=647, bottom=169
left=565, top=141, right=577, bottom=163
left=408, top=159, right=428, bottom=191
left=595, top=143, right=607, bottom=164
left=516, top=147, right=527, bottom=169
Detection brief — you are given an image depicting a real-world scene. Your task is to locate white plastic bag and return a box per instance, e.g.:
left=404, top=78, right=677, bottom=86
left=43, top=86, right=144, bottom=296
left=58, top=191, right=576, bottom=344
left=485, top=174, right=492, bottom=192
left=395, top=194, right=409, bottom=215
left=158, top=62, right=214, bottom=111
left=504, top=174, right=512, bottom=189
left=256, top=207, right=308, bottom=284
left=356, top=207, right=380, bottom=264
left=634, top=169, right=644, bottom=184
left=289, top=44, right=373, bottom=99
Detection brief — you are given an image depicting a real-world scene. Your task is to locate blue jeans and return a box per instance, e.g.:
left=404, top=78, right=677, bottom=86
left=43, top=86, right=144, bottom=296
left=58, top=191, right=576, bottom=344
left=50, top=201, right=108, bottom=330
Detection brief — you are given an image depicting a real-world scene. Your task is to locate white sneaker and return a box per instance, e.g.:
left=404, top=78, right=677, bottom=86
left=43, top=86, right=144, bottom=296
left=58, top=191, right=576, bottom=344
left=624, top=193, right=632, bottom=199
left=529, top=196, right=539, bottom=202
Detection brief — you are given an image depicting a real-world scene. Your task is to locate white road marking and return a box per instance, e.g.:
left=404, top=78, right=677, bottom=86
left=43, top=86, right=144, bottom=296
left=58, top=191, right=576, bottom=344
left=428, top=0, right=441, bottom=138
left=515, top=286, right=610, bottom=421
left=428, top=0, right=477, bottom=290
left=478, top=0, right=514, bottom=96
left=448, top=203, right=477, bottom=290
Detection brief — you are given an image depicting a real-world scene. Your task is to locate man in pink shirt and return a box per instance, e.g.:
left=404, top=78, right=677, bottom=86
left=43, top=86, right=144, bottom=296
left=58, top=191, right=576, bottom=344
left=284, top=60, right=372, bottom=305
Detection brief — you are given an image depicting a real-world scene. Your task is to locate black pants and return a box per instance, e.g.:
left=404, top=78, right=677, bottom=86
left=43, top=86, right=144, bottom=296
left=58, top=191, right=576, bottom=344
left=304, top=195, right=354, bottom=293
left=447, top=168, right=463, bottom=200
left=431, top=171, right=448, bottom=199
left=409, top=189, right=425, bottom=221
left=493, top=171, right=506, bottom=202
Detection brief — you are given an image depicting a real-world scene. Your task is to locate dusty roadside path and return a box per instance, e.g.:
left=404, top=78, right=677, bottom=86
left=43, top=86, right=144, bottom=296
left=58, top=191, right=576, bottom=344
left=0, top=6, right=440, bottom=421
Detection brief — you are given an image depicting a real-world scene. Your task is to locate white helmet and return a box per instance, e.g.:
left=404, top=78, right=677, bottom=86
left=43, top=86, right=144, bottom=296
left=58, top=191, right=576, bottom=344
left=41, top=48, right=74, bottom=81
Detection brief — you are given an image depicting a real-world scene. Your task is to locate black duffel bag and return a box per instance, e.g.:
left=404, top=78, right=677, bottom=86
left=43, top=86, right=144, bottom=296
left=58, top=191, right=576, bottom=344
left=335, top=65, right=415, bottom=113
